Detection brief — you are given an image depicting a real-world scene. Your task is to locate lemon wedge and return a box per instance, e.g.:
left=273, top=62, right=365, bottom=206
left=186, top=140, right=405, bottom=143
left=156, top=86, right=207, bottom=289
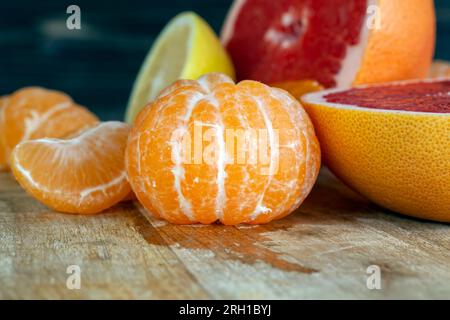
left=125, top=12, right=235, bottom=123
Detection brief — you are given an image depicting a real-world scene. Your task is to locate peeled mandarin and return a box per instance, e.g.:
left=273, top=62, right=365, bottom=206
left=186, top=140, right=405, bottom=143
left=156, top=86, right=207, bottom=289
left=126, top=73, right=321, bottom=225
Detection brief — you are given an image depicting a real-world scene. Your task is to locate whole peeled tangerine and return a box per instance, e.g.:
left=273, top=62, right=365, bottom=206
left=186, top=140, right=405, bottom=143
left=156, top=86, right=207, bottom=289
left=126, top=73, right=321, bottom=225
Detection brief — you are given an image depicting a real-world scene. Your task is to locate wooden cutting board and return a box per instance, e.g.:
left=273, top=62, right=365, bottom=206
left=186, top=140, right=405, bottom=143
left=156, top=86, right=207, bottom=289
left=0, top=168, right=449, bottom=299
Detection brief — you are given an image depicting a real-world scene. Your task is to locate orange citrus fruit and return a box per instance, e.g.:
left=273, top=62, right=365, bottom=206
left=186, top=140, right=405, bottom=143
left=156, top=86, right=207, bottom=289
left=302, top=79, right=450, bottom=222
left=271, top=80, right=324, bottom=101
left=122, top=191, right=137, bottom=202
left=126, top=73, right=321, bottom=225
left=222, top=0, right=435, bottom=87
left=1, top=87, right=99, bottom=166
left=10, top=122, right=131, bottom=214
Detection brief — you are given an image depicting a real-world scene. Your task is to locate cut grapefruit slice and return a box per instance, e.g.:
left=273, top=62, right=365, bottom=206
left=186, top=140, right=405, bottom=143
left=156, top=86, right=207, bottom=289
left=222, top=0, right=435, bottom=88
left=301, top=79, right=450, bottom=222
left=10, top=122, right=131, bottom=214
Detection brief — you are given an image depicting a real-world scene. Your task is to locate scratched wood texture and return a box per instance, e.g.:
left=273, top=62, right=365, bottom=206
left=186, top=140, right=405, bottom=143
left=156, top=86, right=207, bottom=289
left=0, top=168, right=449, bottom=299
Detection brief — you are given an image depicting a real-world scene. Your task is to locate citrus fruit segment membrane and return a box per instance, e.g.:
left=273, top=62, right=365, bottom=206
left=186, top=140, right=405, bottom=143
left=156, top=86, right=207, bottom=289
left=324, top=80, right=450, bottom=113
left=1, top=87, right=99, bottom=162
left=10, top=122, right=131, bottom=214
left=126, top=73, right=321, bottom=225
left=222, top=0, right=367, bottom=87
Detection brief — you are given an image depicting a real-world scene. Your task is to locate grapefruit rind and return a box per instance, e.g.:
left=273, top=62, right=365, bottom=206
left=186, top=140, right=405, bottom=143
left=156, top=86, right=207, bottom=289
left=302, top=79, right=450, bottom=222
left=221, top=0, right=435, bottom=88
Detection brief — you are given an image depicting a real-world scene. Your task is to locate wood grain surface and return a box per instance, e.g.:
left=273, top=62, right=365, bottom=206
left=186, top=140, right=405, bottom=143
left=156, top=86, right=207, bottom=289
left=0, top=168, right=449, bottom=299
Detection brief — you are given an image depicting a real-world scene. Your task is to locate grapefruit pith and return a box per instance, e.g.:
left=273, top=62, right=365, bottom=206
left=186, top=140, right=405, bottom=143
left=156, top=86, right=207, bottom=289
left=222, top=0, right=435, bottom=88
left=302, top=79, right=450, bottom=222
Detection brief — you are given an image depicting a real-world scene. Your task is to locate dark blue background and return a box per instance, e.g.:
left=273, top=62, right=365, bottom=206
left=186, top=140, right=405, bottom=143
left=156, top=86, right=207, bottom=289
left=0, top=0, right=448, bottom=120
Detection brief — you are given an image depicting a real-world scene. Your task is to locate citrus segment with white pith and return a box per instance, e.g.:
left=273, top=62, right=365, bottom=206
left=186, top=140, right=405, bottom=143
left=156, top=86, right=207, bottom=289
left=126, top=73, right=321, bottom=225
left=302, top=79, right=450, bottom=222
left=10, top=122, right=131, bottom=214
left=1, top=87, right=99, bottom=167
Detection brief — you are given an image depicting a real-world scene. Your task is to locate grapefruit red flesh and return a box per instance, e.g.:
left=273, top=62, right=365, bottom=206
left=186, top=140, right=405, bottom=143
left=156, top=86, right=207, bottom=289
left=301, top=78, right=450, bottom=222
left=222, top=0, right=436, bottom=88
left=222, top=0, right=368, bottom=87
left=324, top=80, right=450, bottom=113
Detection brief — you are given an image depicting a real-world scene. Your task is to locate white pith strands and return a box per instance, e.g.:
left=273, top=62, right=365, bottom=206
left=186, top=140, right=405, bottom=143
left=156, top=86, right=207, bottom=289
left=170, top=93, right=203, bottom=221
left=156, top=76, right=319, bottom=223
left=132, top=95, right=182, bottom=221
left=13, top=122, right=128, bottom=201
left=21, top=102, right=72, bottom=141
left=272, top=88, right=318, bottom=212
left=213, top=98, right=227, bottom=220
left=269, top=88, right=308, bottom=216
left=166, top=76, right=232, bottom=222
left=250, top=93, right=277, bottom=220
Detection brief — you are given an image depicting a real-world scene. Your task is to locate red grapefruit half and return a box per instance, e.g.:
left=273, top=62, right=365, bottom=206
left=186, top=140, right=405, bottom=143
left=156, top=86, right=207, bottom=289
left=301, top=78, right=450, bottom=222
left=222, top=0, right=435, bottom=88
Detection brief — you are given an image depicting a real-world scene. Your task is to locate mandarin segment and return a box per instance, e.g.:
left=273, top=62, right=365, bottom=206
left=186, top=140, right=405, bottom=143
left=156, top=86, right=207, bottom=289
left=1, top=87, right=99, bottom=164
left=10, top=122, right=131, bottom=214
left=126, top=73, right=321, bottom=225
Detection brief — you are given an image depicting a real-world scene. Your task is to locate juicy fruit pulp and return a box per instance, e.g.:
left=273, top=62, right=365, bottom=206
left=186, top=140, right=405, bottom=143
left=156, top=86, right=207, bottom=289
left=126, top=73, right=321, bottom=225
left=302, top=79, right=450, bottom=222
left=125, top=12, right=235, bottom=124
left=222, top=0, right=436, bottom=88
left=325, top=80, right=450, bottom=113
left=10, top=122, right=131, bottom=214
left=223, top=0, right=368, bottom=87
left=1, top=87, right=99, bottom=166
